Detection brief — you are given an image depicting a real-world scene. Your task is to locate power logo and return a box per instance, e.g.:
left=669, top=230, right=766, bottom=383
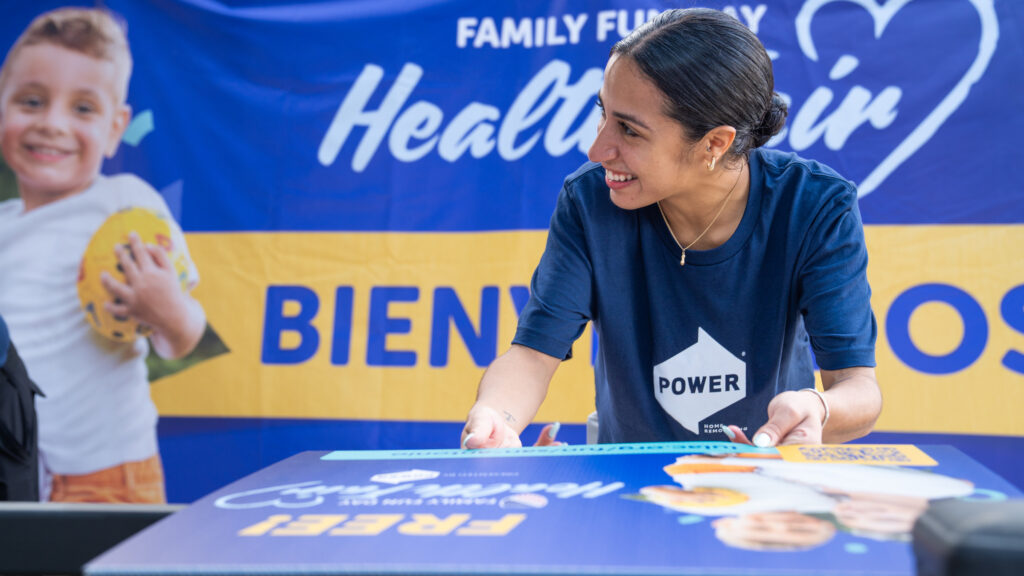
left=653, top=328, right=746, bottom=434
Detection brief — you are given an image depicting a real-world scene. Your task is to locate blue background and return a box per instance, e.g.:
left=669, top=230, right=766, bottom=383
left=2, top=0, right=1021, bottom=503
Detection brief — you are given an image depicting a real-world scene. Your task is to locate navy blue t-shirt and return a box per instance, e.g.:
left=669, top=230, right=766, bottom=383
left=514, top=149, right=876, bottom=443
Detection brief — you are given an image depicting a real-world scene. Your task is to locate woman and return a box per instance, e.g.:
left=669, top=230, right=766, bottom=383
left=462, top=9, right=881, bottom=450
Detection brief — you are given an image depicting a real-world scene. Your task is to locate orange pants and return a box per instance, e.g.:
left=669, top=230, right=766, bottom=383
left=49, top=453, right=166, bottom=504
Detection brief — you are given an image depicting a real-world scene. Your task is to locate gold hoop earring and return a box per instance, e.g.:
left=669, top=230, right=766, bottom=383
left=707, top=156, right=716, bottom=171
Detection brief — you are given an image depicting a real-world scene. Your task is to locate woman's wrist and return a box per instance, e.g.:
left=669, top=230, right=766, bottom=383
left=799, top=387, right=830, bottom=427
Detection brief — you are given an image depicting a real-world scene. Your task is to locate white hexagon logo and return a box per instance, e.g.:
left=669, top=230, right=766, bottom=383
left=653, top=328, right=746, bottom=434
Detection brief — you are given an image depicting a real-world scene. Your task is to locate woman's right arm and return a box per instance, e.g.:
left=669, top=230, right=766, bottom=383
left=461, top=344, right=562, bottom=449
left=461, top=176, right=593, bottom=449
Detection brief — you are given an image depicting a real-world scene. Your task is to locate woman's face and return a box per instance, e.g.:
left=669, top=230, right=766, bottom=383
left=587, top=54, right=703, bottom=210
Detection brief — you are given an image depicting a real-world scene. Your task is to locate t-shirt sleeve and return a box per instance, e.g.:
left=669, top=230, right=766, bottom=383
left=512, top=184, right=594, bottom=361
left=798, top=189, right=877, bottom=370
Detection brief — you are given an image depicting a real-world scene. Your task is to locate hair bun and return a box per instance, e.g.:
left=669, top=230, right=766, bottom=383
left=752, top=93, right=788, bottom=148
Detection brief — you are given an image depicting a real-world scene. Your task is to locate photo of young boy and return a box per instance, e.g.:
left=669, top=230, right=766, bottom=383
left=638, top=452, right=977, bottom=551
left=0, top=7, right=206, bottom=503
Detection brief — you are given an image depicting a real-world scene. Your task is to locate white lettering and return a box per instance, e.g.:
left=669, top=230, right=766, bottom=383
left=545, top=16, right=567, bottom=46
left=438, top=103, right=500, bottom=161
left=318, top=52, right=908, bottom=179
left=498, top=61, right=568, bottom=160
left=789, top=85, right=901, bottom=151
left=501, top=17, right=532, bottom=48
left=317, top=63, right=420, bottom=170
left=458, top=14, right=589, bottom=49
left=546, top=481, right=626, bottom=499
left=407, top=1, right=996, bottom=201
left=618, top=9, right=639, bottom=38
left=456, top=18, right=477, bottom=48
left=533, top=17, right=544, bottom=47
left=721, top=5, right=769, bottom=33
left=739, top=5, right=768, bottom=34
left=215, top=482, right=418, bottom=509
left=544, top=67, right=603, bottom=156
left=319, top=60, right=601, bottom=172
left=388, top=101, right=442, bottom=161
left=595, top=9, right=658, bottom=41
left=562, top=13, right=588, bottom=45
left=417, top=484, right=514, bottom=498
left=595, top=11, right=616, bottom=42
left=474, top=17, right=500, bottom=49
left=217, top=480, right=624, bottom=509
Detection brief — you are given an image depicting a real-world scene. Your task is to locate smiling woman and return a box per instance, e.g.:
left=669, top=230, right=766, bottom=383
left=460, top=8, right=882, bottom=451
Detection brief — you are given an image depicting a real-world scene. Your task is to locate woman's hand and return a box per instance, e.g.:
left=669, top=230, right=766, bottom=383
left=752, top=389, right=827, bottom=446
left=462, top=405, right=523, bottom=449
left=726, top=367, right=881, bottom=447
left=532, top=422, right=564, bottom=446
left=459, top=344, right=561, bottom=450
left=723, top=389, right=824, bottom=447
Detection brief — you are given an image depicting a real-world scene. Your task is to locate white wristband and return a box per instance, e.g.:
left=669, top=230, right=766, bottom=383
left=800, top=388, right=830, bottom=427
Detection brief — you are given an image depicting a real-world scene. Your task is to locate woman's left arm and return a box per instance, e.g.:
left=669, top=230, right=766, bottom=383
left=817, top=366, right=882, bottom=443
left=741, top=367, right=881, bottom=447
left=769, top=181, right=881, bottom=446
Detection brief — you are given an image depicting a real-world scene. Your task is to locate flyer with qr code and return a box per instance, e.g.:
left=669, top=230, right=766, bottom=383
left=86, top=443, right=1020, bottom=576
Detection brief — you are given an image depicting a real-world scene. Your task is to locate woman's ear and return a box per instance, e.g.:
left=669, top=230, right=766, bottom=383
left=704, top=125, right=738, bottom=162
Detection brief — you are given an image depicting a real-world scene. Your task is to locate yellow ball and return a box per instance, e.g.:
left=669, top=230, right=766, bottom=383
left=77, top=207, right=188, bottom=343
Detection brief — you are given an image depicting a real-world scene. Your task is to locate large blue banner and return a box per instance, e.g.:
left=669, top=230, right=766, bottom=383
left=5, top=0, right=1016, bottom=232
left=2, top=1, right=1022, bottom=503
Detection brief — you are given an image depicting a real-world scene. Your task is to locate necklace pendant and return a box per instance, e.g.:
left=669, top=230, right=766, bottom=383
left=680, top=249, right=686, bottom=266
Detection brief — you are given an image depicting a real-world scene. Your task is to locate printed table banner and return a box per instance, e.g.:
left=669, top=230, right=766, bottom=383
left=1, top=1, right=1021, bottom=502
left=85, top=443, right=1020, bottom=575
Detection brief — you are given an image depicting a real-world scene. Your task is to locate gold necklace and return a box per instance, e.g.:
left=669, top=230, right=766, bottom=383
left=657, top=164, right=745, bottom=266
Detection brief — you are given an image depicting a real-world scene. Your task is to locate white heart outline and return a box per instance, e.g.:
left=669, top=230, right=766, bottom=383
left=795, top=0, right=999, bottom=198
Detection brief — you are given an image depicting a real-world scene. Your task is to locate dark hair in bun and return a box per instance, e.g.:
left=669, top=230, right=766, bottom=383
left=612, top=8, right=788, bottom=162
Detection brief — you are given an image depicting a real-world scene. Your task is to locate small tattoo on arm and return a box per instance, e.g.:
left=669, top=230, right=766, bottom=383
left=503, top=410, right=517, bottom=424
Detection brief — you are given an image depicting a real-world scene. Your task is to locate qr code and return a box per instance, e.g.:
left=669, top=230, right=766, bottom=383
left=797, top=446, right=911, bottom=463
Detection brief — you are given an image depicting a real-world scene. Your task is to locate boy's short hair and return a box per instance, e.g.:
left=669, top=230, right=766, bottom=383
left=0, top=8, right=133, bottom=104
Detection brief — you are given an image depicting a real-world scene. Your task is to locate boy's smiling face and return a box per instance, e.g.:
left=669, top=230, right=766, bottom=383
left=0, top=42, right=130, bottom=211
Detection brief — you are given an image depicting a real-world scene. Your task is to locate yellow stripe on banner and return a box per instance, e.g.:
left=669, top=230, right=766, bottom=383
left=150, top=231, right=595, bottom=424
left=866, top=225, right=1024, bottom=436
left=152, top=226, right=1024, bottom=437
